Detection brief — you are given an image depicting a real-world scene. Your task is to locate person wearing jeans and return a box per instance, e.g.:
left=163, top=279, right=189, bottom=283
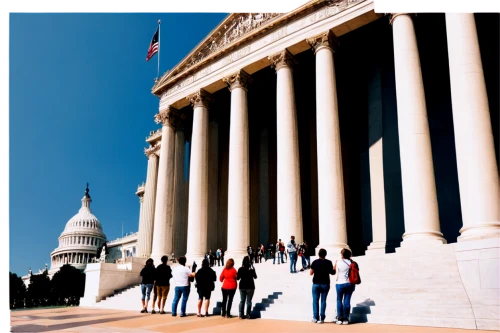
left=139, top=258, right=156, bottom=313
left=309, top=248, right=335, bottom=323
left=219, top=258, right=238, bottom=318
left=237, top=256, right=257, bottom=319
left=287, top=236, right=298, bottom=273
left=334, top=249, right=356, bottom=325
left=171, top=256, right=195, bottom=317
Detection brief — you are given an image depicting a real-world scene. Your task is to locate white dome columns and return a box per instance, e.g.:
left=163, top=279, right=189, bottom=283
left=185, top=90, right=213, bottom=264
left=136, top=149, right=159, bottom=258
left=445, top=14, right=500, bottom=241
left=150, top=107, right=184, bottom=263
left=306, top=32, right=350, bottom=255
left=223, top=70, right=252, bottom=265
left=268, top=50, right=304, bottom=243
left=391, top=14, right=446, bottom=246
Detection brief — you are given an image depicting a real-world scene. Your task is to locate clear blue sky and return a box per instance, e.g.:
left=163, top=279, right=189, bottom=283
left=9, top=13, right=227, bottom=276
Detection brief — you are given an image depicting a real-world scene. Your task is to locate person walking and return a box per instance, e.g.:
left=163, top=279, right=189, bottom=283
left=219, top=258, right=238, bottom=318
left=139, top=258, right=156, bottom=313
left=237, top=256, right=257, bottom=319
left=334, top=249, right=356, bottom=325
left=287, top=236, right=298, bottom=273
left=216, top=248, right=221, bottom=266
left=195, top=258, right=216, bottom=317
left=309, top=248, right=335, bottom=323
left=171, top=256, right=195, bottom=317
left=155, top=255, right=172, bottom=314
left=303, top=241, right=311, bottom=269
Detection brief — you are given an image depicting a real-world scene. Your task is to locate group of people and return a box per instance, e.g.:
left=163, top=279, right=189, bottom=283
left=246, top=244, right=266, bottom=264
left=139, top=254, right=258, bottom=319
left=267, top=237, right=311, bottom=273
left=204, top=248, right=224, bottom=267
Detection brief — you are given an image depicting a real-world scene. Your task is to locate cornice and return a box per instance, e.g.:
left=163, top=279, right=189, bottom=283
left=151, top=0, right=342, bottom=96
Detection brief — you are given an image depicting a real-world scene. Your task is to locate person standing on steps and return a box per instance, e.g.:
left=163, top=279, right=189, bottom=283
left=278, top=239, right=285, bottom=264
left=195, top=258, right=216, bottom=317
left=334, top=249, right=356, bottom=325
left=309, top=248, right=335, bottom=324
left=237, top=256, right=257, bottom=319
left=171, top=256, right=195, bottom=317
left=154, top=255, right=172, bottom=314
left=216, top=248, right=221, bottom=266
left=219, top=258, right=238, bottom=318
left=287, top=236, right=298, bottom=273
left=139, top=258, right=156, bottom=313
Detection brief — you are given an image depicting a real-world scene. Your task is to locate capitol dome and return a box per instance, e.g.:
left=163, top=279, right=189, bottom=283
left=49, top=184, right=107, bottom=273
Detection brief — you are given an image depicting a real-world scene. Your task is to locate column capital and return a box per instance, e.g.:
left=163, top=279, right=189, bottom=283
left=136, top=182, right=145, bottom=198
left=144, top=143, right=160, bottom=158
left=223, top=70, right=253, bottom=92
left=187, top=89, right=214, bottom=109
left=389, top=13, right=414, bottom=25
left=154, top=106, right=185, bottom=129
left=268, top=49, right=297, bottom=72
left=306, top=31, right=339, bottom=54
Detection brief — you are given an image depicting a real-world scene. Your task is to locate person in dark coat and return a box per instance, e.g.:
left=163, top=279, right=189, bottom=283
left=237, top=256, right=257, bottom=319
left=154, top=255, right=173, bottom=314
left=195, top=258, right=217, bottom=317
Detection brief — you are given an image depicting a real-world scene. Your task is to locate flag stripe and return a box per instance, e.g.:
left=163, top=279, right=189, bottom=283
left=146, top=26, right=159, bottom=62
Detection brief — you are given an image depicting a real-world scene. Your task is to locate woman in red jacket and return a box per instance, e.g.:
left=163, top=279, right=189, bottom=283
left=219, top=258, right=237, bottom=318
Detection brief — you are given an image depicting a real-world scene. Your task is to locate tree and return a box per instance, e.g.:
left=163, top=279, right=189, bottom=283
left=9, top=272, right=26, bottom=309
left=50, top=264, right=86, bottom=306
left=25, top=271, right=52, bottom=308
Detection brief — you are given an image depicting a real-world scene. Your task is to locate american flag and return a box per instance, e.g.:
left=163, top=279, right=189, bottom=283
left=146, top=26, right=159, bottom=62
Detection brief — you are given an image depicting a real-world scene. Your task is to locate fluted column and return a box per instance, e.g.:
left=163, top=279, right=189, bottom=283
left=391, top=14, right=445, bottom=246
left=268, top=49, right=303, bottom=243
left=223, top=70, right=252, bottom=264
left=150, top=107, right=183, bottom=263
left=207, top=112, right=219, bottom=253
left=136, top=147, right=159, bottom=257
left=446, top=14, right=500, bottom=241
left=307, top=31, right=349, bottom=255
left=185, top=89, right=213, bottom=264
left=172, top=125, right=187, bottom=257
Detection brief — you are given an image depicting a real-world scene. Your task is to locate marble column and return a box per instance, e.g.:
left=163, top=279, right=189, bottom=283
left=172, top=126, right=187, bottom=257
left=223, top=70, right=252, bottom=264
left=185, top=89, right=213, bottom=264
left=268, top=49, right=303, bottom=243
left=306, top=31, right=349, bottom=255
left=207, top=113, right=219, bottom=253
left=150, top=107, right=182, bottom=263
left=446, top=14, right=500, bottom=241
left=391, top=14, right=445, bottom=246
left=136, top=146, right=159, bottom=258
left=259, top=128, right=270, bottom=246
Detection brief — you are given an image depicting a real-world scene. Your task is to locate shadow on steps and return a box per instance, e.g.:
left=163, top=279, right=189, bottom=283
left=211, top=292, right=284, bottom=319
left=350, top=298, right=376, bottom=323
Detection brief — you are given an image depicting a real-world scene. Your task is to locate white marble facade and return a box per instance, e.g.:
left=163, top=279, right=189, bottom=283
left=134, top=2, right=499, bottom=264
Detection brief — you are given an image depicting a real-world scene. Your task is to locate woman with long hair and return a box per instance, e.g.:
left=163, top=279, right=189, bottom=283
left=139, top=258, right=156, bottom=313
left=334, top=249, right=356, bottom=325
left=219, top=258, right=237, bottom=318
left=237, top=256, right=257, bottom=319
left=195, top=258, right=216, bottom=317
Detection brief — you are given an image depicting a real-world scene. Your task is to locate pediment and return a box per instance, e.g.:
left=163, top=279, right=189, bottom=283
left=152, top=12, right=284, bottom=95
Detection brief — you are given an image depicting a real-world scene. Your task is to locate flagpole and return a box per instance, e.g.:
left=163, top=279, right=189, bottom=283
left=157, top=20, right=161, bottom=80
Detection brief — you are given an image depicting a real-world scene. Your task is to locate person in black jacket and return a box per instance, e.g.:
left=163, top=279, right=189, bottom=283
left=139, top=258, right=156, bottom=313
left=237, top=256, right=257, bottom=319
left=154, top=255, right=172, bottom=314
left=195, top=258, right=216, bottom=317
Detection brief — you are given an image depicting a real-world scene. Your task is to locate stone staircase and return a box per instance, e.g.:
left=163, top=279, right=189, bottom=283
left=86, top=242, right=499, bottom=330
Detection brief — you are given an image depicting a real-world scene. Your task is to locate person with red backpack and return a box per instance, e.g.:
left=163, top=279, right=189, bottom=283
left=333, top=248, right=360, bottom=325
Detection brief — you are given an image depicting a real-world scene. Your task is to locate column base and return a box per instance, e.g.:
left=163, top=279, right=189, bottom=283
left=223, top=250, right=248, bottom=267
left=365, top=240, right=400, bottom=255
left=397, top=231, right=446, bottom=253
left=458, top=222, right=500, bottom=242
left=315, top=243, right=350, bottom=259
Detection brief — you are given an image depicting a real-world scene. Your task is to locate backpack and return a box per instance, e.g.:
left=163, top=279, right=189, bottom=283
left=344, top=260, right=361, bottom=285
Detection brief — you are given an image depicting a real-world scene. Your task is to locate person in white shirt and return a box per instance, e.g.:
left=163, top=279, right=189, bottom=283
left=171, top=256, right=195, bottom=317
left=334, top=249, right=355, bottom=325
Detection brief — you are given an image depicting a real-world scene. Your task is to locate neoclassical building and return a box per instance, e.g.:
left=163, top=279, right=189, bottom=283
left=133, top=2, right=499, bottom=267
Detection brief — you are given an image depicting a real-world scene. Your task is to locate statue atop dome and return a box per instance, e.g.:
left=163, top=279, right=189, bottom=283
left=85, top=182, right=90, bottom=198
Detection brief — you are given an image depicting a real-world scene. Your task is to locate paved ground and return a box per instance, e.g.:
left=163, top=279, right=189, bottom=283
left=10, top=307, right=490, bottom=333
